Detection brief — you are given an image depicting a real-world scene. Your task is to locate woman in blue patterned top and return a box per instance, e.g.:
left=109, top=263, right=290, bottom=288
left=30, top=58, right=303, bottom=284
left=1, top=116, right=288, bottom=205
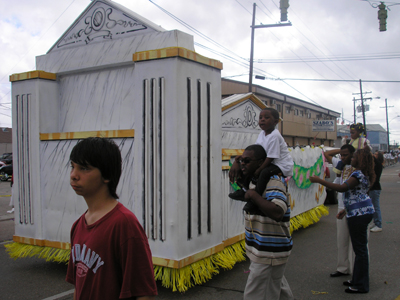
left=310, top=147, right=375, bottom=294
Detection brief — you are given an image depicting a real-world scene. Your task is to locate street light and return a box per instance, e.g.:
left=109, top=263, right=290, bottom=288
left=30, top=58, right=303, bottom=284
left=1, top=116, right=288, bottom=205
left=352, top=96, right=380, bottom=125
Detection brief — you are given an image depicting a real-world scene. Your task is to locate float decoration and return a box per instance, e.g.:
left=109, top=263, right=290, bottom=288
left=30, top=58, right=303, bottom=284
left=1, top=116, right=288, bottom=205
left=7, top=1, right=331, bottom=293
left=292, top=154, right=323, bottom=189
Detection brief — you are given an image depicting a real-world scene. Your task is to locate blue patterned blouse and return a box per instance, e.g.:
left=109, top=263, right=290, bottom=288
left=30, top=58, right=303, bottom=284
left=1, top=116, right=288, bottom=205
left=344, top=170, right=375, bottom=218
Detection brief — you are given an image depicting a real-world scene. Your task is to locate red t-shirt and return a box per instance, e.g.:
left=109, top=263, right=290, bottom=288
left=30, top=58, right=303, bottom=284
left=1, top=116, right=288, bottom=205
left=66, top=202, right=157, bottom=299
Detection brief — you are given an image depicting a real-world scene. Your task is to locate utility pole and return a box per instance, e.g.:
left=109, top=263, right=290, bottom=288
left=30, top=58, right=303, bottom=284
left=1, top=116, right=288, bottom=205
left=248, top=4, right=256, bottom=93
left=380, top=98, right=394, bottom=151
left=352, top=82, right=379, bottom=135
left=248, top=2, right=292, bottom=92
left=359, top=79, right=367, bottom=132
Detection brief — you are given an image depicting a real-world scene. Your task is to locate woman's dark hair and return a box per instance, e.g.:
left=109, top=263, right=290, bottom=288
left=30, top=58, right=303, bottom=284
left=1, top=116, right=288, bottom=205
left=353, top=147, right=375, bottom=185
left=375, top=151, right=384, bottom=165
left=262, top=107, right=280, bottom=120
left=70, top=137, right=122, bottom=199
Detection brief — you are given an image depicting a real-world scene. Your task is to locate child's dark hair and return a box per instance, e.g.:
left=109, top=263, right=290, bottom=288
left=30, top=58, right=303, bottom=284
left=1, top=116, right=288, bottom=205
left=341, top=144, right=355, bottom=154
left=70, top=137, right=122, bottom=199
left=353, top=147, right=375, bottom=185
left=245, top=144, right=267, bottom=160
left=350, top=123, right=366, bottom=136
left=262, top=107, right=280, bottom=120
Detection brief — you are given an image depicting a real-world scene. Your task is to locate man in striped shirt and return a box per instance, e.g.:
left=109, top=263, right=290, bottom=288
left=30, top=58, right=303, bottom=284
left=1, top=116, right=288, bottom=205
left=240, top=144, right=294, bottom=300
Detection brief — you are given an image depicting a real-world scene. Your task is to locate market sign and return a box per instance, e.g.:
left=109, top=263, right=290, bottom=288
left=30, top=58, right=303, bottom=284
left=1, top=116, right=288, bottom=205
left=312, top=120, right=335, bottom=132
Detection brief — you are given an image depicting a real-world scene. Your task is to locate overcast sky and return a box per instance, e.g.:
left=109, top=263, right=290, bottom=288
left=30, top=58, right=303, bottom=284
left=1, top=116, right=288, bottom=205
left=1, top=0, right=400, bottom=144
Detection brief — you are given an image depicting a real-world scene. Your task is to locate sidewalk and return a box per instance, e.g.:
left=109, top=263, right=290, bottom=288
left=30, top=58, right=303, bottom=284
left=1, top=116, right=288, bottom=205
left=0, top=180, right=12, bottom=214
left=0, top=180, right=14, bottom=244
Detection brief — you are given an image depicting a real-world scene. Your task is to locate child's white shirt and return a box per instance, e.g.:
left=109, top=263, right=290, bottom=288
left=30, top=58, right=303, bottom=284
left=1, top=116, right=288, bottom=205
left=255, top=128, right=294, bottom=177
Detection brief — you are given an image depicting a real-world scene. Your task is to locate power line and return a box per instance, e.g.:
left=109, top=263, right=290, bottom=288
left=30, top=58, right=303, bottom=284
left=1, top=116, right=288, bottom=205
left=279, top=78, right=400, bottom=83
left=223, top=74, right=400, bottom=83
left=254, top=53, right=400, bottom=63
left=242, top=1, right=357, bottom=96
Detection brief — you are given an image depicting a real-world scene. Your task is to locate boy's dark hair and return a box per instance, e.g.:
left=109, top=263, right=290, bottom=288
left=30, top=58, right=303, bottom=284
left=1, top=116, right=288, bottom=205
left=262, top=107, right=280, bottom=120
left=340, top=144, right=355, bottom=154
left=245, top=144, right=267, bottom=160
left=70, top=137, right=122, bottom=199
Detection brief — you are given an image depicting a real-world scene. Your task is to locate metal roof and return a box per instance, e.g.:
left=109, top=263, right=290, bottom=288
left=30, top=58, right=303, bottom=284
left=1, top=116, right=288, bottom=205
left=337, top=124, right=387, bottom=134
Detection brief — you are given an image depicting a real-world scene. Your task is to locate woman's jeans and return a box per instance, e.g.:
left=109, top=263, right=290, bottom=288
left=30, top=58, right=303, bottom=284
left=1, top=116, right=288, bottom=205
left=370, top=190, right=382, bottom=228
left=347, top=213, right=373, bottom=292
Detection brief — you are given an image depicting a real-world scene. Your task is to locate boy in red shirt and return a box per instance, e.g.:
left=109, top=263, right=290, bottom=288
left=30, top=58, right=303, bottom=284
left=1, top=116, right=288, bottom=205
left=66, top=137, right=157, bottom=300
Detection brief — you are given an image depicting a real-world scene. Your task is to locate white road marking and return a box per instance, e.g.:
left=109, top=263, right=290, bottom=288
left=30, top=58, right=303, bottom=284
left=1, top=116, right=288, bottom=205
left=42, top=289, right=75, bottom=300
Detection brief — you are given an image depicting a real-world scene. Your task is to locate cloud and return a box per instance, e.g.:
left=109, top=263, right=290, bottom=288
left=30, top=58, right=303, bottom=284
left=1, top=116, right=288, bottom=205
left=1, top=0, right=399, bottom=143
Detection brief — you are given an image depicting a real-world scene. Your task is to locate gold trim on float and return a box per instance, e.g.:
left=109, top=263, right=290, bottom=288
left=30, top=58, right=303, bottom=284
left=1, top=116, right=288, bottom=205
left=13, top=236, right=71, bottom=250
left=222, top=149, right=244, bottom=157
left=40, top=129, right=135, bottom=141
left=222, top=94, right=266, bottom=112
left=221, top=149, right=244, bottom=170
left=12, top=232, right=245, bottom=269
left=10, top=70, right=57, bottom=82
left=133, top=47, right=223, bottom=70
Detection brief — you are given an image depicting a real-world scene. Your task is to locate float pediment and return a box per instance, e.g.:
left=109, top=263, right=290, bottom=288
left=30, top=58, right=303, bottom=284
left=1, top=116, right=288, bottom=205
left=48, top=0, right=165, bottom=53
left=221, top=93, right=267, bottom=132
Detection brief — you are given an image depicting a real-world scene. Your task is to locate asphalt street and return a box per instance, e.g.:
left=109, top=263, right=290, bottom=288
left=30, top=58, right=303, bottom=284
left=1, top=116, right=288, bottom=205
left=1, top=164, right=400, bottom=300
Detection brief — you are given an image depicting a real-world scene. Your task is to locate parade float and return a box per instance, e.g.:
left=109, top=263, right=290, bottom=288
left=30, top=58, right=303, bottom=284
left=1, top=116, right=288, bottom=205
left=6, top=0, right=328, bottom=292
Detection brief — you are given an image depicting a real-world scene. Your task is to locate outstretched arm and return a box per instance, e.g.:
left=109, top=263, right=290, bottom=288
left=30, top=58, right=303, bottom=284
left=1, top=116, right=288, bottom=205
left=310, top=175, right=358, bottom=193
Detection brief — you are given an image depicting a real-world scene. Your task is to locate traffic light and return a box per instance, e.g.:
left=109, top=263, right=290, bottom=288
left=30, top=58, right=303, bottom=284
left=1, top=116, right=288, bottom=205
left=378, top=2, right=387, bottom=32
left=280, top=0, right=289, bottom=22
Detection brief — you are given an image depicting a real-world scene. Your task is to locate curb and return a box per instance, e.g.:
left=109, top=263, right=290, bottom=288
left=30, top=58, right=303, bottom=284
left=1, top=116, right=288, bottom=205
left=0, top=214, right=14, bottom=222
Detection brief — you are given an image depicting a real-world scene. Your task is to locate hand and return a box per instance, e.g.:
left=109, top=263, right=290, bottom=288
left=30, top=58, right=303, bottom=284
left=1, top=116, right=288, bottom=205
left=336, top=209, right=346, bottom=219
left=244, top=189, right=258, bottom=202
left=309, top=175, right=320, bottom=183
left=254, top=168, right=261, bottom=179
left=229, top=160, right=242, bottom=183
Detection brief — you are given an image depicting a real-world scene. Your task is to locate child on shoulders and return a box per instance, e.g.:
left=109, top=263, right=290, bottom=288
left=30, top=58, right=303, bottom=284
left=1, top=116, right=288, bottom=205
left=334, top=123, right=371, bottom=175
left=229, top=108, right=294, bottom=210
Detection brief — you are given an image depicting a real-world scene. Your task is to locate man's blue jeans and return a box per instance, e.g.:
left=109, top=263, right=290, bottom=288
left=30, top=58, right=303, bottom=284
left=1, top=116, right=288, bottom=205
left=370, top=190, right=382, bottom=228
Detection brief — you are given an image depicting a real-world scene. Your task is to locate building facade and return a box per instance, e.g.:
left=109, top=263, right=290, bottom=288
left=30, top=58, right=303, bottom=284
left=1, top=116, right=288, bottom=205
left=0, top=128, right=12, bottom=154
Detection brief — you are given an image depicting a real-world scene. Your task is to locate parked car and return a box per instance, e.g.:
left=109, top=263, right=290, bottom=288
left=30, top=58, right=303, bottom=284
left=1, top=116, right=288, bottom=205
left=0, top=164, right=12, bottom=181
left=0, top=153, right=12, bottom=159
left=0, top=153, right=12, bottom=165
